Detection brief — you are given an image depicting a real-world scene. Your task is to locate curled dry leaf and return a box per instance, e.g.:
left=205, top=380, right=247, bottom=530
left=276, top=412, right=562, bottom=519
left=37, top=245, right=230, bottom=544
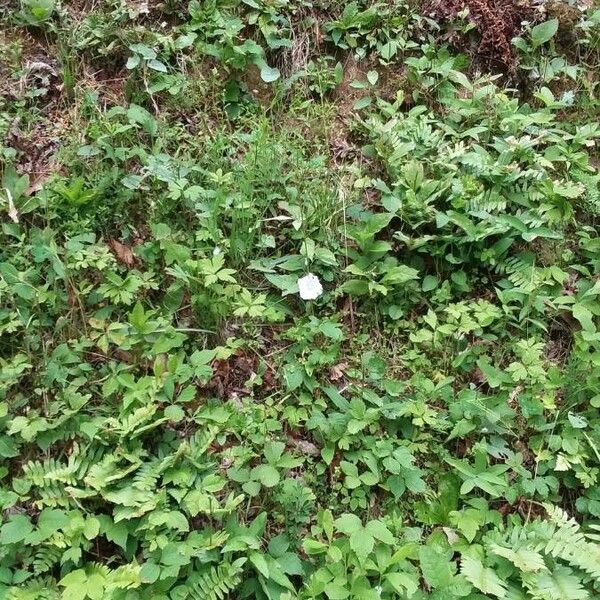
left=4, top=188, right=19, bottom=223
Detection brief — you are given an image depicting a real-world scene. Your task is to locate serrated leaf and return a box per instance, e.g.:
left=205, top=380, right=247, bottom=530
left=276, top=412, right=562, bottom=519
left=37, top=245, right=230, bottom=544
left=252, top=464, right=280, bottom=487
left=461, top=555, right=507, bottom=598
left=365, top=520, right=394, bottom=544
left=419, top=546, right=454, bottom=589
left=1, top=515, right=33, bottom=544
left=349, top=529, right=374, bottom=561
left=335, top=513, right=363, bottom=534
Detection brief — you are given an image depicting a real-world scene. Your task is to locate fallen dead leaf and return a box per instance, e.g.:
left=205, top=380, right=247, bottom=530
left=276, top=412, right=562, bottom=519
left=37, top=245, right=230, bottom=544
left=108, top=239, right=136, bottom=267
left=329, top=362, right=348, bottom=381
left=290, top=438, right=320, bottom=456
left=4, top=188, right=19, bottom=223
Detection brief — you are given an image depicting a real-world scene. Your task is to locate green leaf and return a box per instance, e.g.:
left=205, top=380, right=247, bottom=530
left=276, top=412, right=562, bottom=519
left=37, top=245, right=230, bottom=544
left=165, top=405, right=185, bottom=422
left=422, top=275, right=439, bottom=292
left=265, top=273, right=299, bottom=295
left=461, top=555, right=507, bottom=598
left=140, top=562, right=160, bottom=584
left=367, top=70, right=379, bottom=85
left=419, top=546, right=454, bottom=589
left=98, top=516, right=128, bottom=551
left=489, top=544, right=546, bottom=573
left=37, top=509, right=69, bottom=535
left=365, top=520, right=394, bottom=544
left=349, top=529, right=374, bottom=561
left=303, top=539, right=328, bottom=555
left=380, top=40, right=398, bottom=61
left=249, top=551, right=270, bottom=578
left=334, top=513, right=362, bottom=534
left=260, top=66, right=280, bottom=83
left=0, top=514, right=33, bottom=544
left=530, top=19, right=559, bottom=48
left=148, top=59, right=168, bottom=73
left=521, top=566, right=588, bottom=600
left=263, top=441, right=286, bottom=464
left=130, top=43, right=156, bottom=59
left=321, top=445, right=334, bottom=465
left=283, top=365, right=303, bottom=390
left=568, top=412, right=588, bottom=429
left=83, top=517, right=100, bottom=540
left=324, top=582, right=350, bottom=599
left=353, top=96, right=372, bottom=110
left=126, top=55, right=141, bottom=69
left=386, top=572, right=418, bottom=597
left=476, top=359, right=509, bottom=388
left=252, top=464, right=280, bottom=487
left=121, top=174, right=143, bottom=189
left=59, top=569, right=87, bottom=600
left=573, top=303, right=596, bottom=332
left=450, top=509, right=481, bottom=543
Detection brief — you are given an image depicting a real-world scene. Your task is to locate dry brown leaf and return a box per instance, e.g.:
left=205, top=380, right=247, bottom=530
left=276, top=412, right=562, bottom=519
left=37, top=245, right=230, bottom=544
left=109, top=239, right=136, bottom=267
left=4, top=188, right=19, bottom=223
left=329, top=362, right=348, bottom=381
left=290, top=438, right=320, bottom=456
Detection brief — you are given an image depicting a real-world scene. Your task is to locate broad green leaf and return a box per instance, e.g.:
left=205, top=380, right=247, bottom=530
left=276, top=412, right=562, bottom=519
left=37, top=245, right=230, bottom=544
left=530, top=19, right=559, bottom=48
left=140, top=562, right=160, bottom=584
left=349, top=529, right=374, bottom=561
left=386, top=572, right=418, bottom=597
left=367, top=70, right=379, bottom=85
left=260, top=66, right=280, bottom=83
left=1, top=515, right=33, bottom=544
left=37, top=509, right=69, bottom=536
left=334, top=513, right=363, bottom=534
left=249, top=552, right=270, bottom=578
left=324, top=582, right=350, bottom=599
left=353, top=96, right=372, bottom=110
left=365, top=520, right=394, bottom=544
left=148, top=59, right=168, bottom=73
left=419, top=546, right=454, bottom=589
left=573, top=303, right=596, bottom=333
left=461, top=555, right=507, bottom=598
left=252, top=464, right=280, bottom=487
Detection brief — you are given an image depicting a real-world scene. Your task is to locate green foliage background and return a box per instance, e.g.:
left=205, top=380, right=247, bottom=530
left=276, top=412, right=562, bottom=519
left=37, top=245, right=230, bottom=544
left=0, top=0, right=600, bottom=598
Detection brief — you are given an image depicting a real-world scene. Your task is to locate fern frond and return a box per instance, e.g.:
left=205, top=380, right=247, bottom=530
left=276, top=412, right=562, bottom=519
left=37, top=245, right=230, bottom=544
left=186, top=425, right=218, bottom=467
left=542, top=504, right=600, bottom=580
left=573, top=168, right=600, bottom=214
left=33, top=545, right=63, bottom=575
left=6, top=577, right=60, bottom=600
left=186, top=558, right=246, bottom=600
left=522, top=566, right=589, bottom=600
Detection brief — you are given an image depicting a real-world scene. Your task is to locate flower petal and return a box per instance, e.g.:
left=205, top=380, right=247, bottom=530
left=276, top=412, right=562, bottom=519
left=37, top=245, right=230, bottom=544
left=298, top=273, right=323, bottom=300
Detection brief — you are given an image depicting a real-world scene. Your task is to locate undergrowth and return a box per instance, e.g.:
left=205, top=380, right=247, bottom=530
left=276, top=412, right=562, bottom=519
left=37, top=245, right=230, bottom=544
left=1, top=0, right=599, bottom=599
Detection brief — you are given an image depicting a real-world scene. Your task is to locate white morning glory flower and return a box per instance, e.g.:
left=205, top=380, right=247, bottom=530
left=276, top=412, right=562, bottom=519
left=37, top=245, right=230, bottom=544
left=297, top=273, right=323, bottom=300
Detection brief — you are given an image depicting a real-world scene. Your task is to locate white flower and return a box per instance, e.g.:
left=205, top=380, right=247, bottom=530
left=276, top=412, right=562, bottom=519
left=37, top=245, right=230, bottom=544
left=297, top=273, right=323, bottom=300
left=560, top=90, right=575, bottom=106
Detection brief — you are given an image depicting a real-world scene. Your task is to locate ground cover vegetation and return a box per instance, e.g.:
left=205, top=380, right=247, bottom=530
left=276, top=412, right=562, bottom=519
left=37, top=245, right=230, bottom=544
left=1, top=0, right=600, bottom=598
